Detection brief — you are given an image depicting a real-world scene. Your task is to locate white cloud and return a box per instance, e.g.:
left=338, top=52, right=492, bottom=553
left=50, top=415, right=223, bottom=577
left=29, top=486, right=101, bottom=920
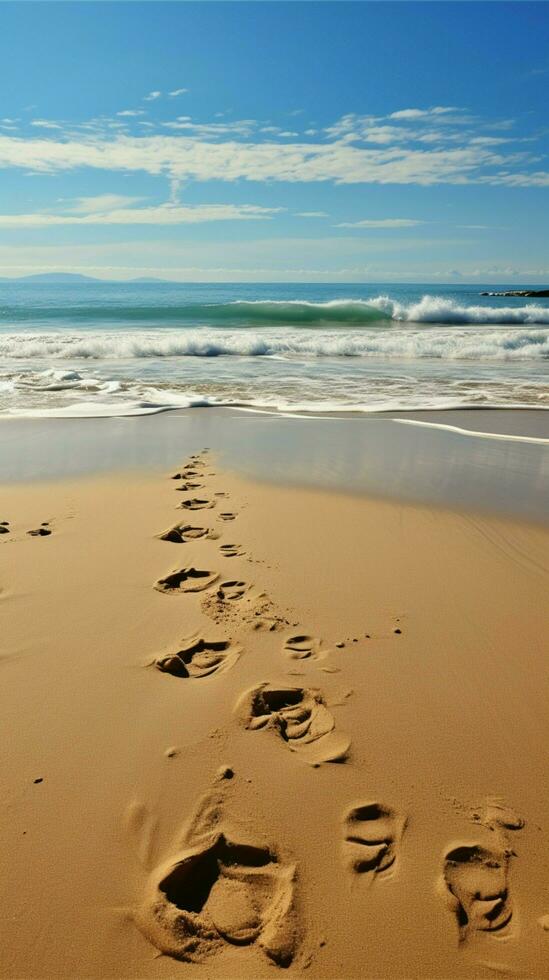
left=68, top=194, right=145, bottom=212
left=297, top=211, right=328, bottom=218
left=116, top=110, right=145, bottom=118
left=0, top=201, right=283, bottom=227
left=0, top=105, right=544, bottom=190
left=389, top=106, right=462, bottom=121
left=169, top=88, right=188, bottom=97
left=336, top=218, right=425, bottom=228
left=144, top=90, right=162, bottom=102
left=30, top=120, right=62, bottom=130
left=161, top=118, right=257, bottom=137
left=482, top=170, right=549, bottom=187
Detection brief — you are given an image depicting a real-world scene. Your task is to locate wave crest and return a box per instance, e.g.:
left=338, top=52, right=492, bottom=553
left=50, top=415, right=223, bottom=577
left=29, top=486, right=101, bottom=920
left=2, top=294, right=549, bottom=327
left=0, top=325, right=548, bottom=361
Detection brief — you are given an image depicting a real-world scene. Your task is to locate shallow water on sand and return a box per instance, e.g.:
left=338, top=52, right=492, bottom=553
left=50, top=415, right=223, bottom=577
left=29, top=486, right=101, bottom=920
left=1, top=409, right=548, bottom=525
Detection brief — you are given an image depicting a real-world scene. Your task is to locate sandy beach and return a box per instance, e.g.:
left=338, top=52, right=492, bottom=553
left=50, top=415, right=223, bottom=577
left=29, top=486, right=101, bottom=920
left=1, top=415, right=548, bottom=978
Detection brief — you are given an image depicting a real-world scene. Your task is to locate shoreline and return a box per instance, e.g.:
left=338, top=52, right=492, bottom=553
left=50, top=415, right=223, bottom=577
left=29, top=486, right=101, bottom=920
left=1, top=408, right=548, bottom=525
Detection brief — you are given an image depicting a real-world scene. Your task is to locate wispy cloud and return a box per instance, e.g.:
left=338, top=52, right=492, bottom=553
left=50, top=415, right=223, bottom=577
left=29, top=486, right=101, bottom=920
left=0, top=198, right=283, bottom=226
left=161, top=117, right=258, bottom=137
left=68, top=194, right=145, bottom=212
left=388, top=106, right=464, bottom=121
left=30, top=120, right=63, bottom=130
left=169, top=88, right=188, bottom=97
left=116, top=110, right=145, bottom=118
left=297, top=211, right=328, bottom=218
left=336, top=218, right=425, bottom=228
left=144, top=90, right=162, bottom=102
left=0, top=105, right=545, bottom=189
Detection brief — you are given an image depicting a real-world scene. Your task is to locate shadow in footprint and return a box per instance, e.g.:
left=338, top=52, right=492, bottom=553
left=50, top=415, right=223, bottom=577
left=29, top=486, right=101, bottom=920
left=236, top=683, right=350, bottom=766
left=442, top=844, right=512, bottom=941
left=155, top=634, right=241, bottom=679
left=283, top=635, right=325, bottom=662
left=179, top=498, right=215, bottom=511
left=175, top=482, right=204, bottom=492
left=136, top=786, right=300, bottom=966
left=220, top=544, right=245, bottom=558
left=216, top=580, right=249, bottom=601
left=155, top=568, right=219, bottom=594
left=0, top=521, right=10, bottom=535
left=343, top=803, right=405, bottom=877
left=28, top=523, right=52, bottom=537
left=158, top=524, right=212, bottom=544
left=219, top=512, right=237, bottom=522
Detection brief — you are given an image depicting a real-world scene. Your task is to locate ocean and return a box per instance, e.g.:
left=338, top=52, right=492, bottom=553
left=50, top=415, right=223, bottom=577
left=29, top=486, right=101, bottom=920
left=0, top=281, right=548, bottom=417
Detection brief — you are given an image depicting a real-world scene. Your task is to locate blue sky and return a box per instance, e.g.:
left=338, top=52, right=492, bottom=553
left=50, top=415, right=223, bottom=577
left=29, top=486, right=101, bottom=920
left=0, top=1, right=548, bottom=281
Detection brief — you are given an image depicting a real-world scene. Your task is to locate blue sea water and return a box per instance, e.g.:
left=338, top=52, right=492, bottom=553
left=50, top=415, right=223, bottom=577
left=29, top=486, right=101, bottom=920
left=0, top=281, right=547, bottom=416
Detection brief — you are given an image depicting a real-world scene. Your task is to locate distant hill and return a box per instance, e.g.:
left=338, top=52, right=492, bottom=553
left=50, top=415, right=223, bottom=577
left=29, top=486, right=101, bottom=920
left=0, top=273, right=172, bottom=284
left=0, top=273, right=101, bottom=283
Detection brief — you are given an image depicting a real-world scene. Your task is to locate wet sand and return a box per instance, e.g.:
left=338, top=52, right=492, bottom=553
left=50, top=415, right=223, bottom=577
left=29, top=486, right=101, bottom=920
left=1, top=408, right=548, bottom=523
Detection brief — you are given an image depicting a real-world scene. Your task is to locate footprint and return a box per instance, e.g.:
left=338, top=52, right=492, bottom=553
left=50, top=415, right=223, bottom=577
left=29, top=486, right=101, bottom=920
left=0, top=521, right=9, bottom=535
left=343, top=803, right=405, bottom=876
left=155, top=567, right=219, bottom=595
left=175, top=482, right=204, bottom=492
left=172, top=469, right=201, bottom=480
left=154, top=634, right=241, bottom=679
left=442, top=844, right=513, bottom=940
left=471, top=799, right=525, bottom=835
left=218, top=512, right=237, bottom=522
left=216, top=580, right=250, bottom=601
left=236, top=683, right=350, bottom=766
left=158, top=524, right=211, bottom=544
left=28, top=523, right=52, bottom=537
left=220, top=544, right=245, bottom=558
left=136, top=784, right=299, bottom=966
left=283, top=635, right=325, bottom=662
left=179, top=498, right=216, bottom=511
left=203, top=583, right=284, bottom=630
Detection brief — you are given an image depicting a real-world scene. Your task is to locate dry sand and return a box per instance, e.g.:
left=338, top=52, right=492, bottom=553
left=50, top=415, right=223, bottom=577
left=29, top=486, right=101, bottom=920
left=1, top=451, right=548, bottom=978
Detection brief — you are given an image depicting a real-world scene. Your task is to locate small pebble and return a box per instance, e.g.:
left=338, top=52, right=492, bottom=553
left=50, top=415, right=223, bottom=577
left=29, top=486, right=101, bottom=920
left=217, top=765, right=234, bottom=780
left=164, top=747, right=179, bottom=758
left=394, top=628, right=402, bottom=635
left=335, top=641, right=345, bottom=649
left=33, top=777, right=43, bottom=784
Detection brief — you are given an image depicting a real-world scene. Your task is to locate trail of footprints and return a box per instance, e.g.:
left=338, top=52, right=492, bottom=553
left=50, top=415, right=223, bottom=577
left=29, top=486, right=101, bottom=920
left=0, top=519, right=53, bottom=537
left=134, top=448, right=530, bottom=966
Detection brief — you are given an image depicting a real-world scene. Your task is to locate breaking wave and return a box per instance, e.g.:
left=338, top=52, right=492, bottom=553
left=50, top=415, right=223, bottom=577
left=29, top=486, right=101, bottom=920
left=2, top=294, right=549, bottom=327
left=0, top=325, right=548, bottom=360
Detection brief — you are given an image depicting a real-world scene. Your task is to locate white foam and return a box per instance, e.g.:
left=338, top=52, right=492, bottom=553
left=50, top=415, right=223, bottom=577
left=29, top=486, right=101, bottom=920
left=368, top=295, right=549, bottom=325
left=0, top=324, right=548, bottom=361
left=394, top=418, right=549, bottom=445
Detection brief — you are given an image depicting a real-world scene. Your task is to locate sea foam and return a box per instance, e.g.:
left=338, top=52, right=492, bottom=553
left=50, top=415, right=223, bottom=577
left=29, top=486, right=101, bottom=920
left=0, top=324, right=547, bottom=360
